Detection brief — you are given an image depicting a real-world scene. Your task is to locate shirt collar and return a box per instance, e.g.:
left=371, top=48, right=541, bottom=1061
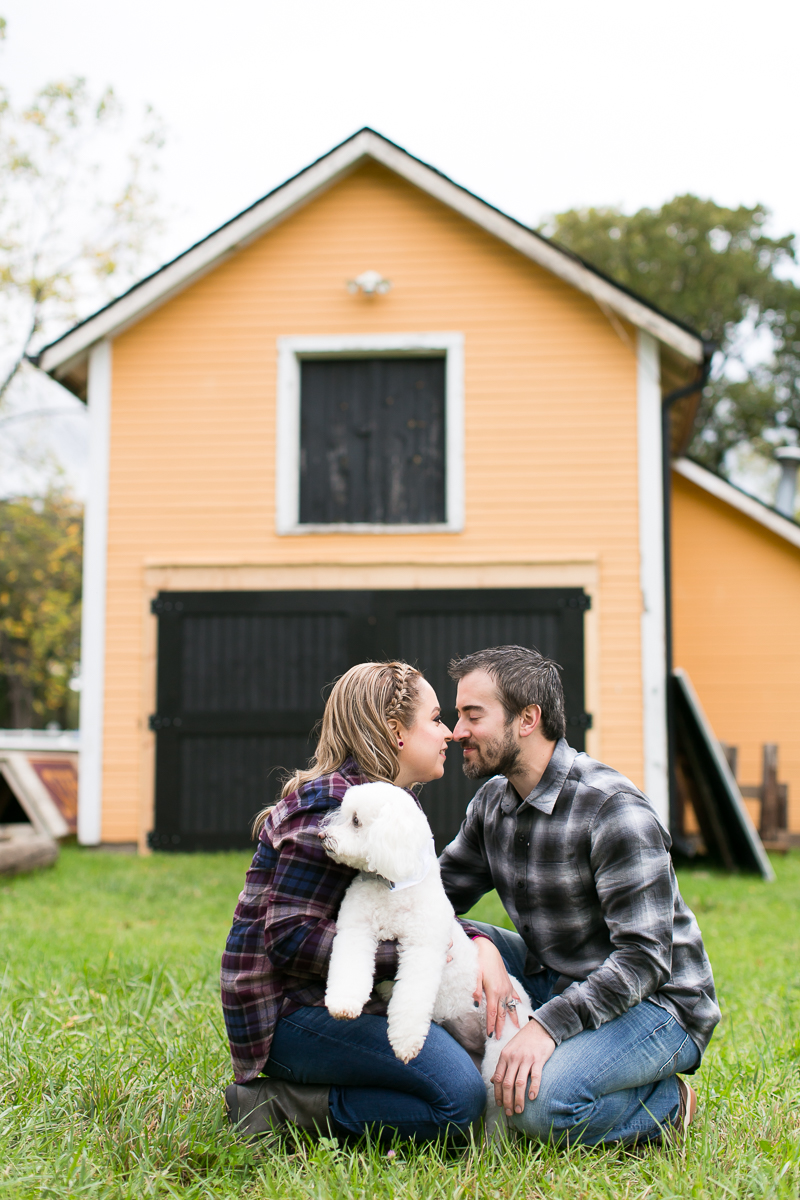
left=501, top=738, right=578, bottom=816
left=341, top=759, right=422, bottom=808
left=340, top=756, right=371, bottom=786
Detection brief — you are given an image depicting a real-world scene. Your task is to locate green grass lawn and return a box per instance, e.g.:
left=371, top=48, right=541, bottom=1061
left=1, top=846, right=799, bottom=1198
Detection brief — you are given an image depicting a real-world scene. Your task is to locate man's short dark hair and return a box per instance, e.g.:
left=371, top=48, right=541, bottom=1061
left=448, top=644, right=567, bottom=741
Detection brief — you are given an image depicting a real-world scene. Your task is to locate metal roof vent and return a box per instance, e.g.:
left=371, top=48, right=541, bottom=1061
left=774, top=446, right=800, bottom=518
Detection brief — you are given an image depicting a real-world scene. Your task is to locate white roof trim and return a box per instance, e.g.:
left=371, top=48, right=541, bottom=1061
left=674, top=457, right=800, bottom=551
left=370, top=139, right=702, bottom=364
left=39, top=129, right=704, bottom=376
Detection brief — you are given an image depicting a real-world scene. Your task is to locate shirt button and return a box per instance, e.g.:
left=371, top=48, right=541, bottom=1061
left=516, top=881, right=524, bottom=889
left=523, top=925, right=530, bottom=933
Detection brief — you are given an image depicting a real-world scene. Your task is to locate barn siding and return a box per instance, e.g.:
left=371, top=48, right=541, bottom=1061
left=102, top=160, right=643, bottom=842
left=672, top=471, right=800, bottom=833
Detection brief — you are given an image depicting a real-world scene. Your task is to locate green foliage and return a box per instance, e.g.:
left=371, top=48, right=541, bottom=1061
left=0, top=490, right=82, bottom=726
left=0, top=846, right=798, bottom=1198
left=544, top=197, right=800, bottom=475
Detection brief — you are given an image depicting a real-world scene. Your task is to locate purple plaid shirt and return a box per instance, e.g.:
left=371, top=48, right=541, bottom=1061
left=221, top=759, right=402, bottom=1082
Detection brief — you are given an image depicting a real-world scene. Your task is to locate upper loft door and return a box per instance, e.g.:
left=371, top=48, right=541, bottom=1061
left=300, top=358, right=446, bottom=526
left=149, top=588, right=590, bottom=851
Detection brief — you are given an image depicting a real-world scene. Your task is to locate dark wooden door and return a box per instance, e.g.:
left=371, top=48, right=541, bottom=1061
left=149, top=589, right=590, bottom=851
left=300, top=358, right=446, bottom=525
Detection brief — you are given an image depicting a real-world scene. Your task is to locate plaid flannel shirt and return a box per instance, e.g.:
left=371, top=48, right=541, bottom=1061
left=220, top=759, right=384, bottom=1081
left=439, top=738, right=720, bottom=1058
left=221, top=758, right=481, bottom=1083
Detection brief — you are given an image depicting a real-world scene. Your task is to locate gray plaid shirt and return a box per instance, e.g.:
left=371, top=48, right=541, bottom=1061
left=439, top=738, right=720, bottom=1055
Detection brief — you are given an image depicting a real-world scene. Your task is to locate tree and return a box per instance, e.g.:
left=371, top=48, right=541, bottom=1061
left=542, top=197, right=800, bottom=474
left=0, top=491, right=82, bottom=727
left=0, top=16, right=164, bottom=401
left=0, top=17, right=165, bottom=727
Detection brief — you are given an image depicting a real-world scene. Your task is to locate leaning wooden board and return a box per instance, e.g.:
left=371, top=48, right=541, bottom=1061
left=673, top=668, right=773, bottom=880
left=0, top=752, right=74, bottom=838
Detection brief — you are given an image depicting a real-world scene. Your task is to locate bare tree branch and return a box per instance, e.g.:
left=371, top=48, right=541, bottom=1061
left=0, top=307, right=39, bottom=405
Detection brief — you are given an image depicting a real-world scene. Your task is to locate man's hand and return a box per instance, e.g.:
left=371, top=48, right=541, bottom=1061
left=491, top=1019, right=556, bottom=1115
left=473, top=937, right=521, bottom=1038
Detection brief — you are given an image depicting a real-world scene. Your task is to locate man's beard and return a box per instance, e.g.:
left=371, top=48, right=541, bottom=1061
left=461, top=724, right=521, bottom=779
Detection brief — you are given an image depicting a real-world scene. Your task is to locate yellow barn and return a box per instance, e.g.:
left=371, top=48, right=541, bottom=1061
left=36, top=129, right=795, bottom=855
left=671, top=458, right=800, bottom=839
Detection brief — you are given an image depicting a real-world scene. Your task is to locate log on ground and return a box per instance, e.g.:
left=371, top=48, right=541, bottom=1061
left=0, top=827, right=59, bottom=877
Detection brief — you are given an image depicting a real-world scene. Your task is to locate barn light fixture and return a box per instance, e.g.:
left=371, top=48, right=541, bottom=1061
left=346, top=270, right=392, bottom=296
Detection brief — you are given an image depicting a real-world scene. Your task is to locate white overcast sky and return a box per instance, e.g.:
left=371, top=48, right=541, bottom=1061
left=1, top=0, right=798, bottom=501
left=4, top=0, right=799, bottom=260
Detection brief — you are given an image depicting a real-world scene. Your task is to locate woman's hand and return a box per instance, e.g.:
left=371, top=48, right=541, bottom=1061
left=473, top=936, right=521, bottom=1038
left=491, top=1019, right=556, bottom=1115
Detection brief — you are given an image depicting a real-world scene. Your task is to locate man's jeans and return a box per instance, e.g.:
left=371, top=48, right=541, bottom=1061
left=264, top=1005, right=486, bottom=1141
left=473, top=921, right=701, bottom=1146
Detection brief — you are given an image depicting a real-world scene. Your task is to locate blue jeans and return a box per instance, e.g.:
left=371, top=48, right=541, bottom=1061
left=264, top=1004, right=486, bottom=1141
left=472, top=921, right=701, bottom=1146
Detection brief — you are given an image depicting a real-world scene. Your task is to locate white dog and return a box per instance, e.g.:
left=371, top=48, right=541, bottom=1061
left=320, top=781, right=534, bottom=1115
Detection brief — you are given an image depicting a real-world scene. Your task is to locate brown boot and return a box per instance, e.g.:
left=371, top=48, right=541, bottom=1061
left=225, top=1078, right=332, bottom=1138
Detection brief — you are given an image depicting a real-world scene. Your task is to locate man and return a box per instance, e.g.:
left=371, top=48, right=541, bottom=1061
left=439, top=644, right=720, bottom=1146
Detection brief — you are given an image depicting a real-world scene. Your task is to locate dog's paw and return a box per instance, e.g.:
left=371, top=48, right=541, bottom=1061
left=390, top=1037, right=426, bottom=1063
left=327, top=1005, right=364, bottom=1020
left=325, top=995, right=365, bottom=1020
left=388, top=1028, right=427, bottom=1063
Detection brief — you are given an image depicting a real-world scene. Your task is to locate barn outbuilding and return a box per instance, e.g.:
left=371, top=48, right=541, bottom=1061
left=671, top=457, right=800, bottom=847
left=34, top=129, right=797, bottom=858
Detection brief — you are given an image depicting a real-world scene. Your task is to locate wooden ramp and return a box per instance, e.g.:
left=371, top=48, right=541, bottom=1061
left=672, top=669, right=774, bottom=880
left=0, top=751, right=74, bottom=839
left=0, top=745, right=78, bottom=877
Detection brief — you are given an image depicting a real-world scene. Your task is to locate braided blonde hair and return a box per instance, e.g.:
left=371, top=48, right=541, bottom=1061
left=252, top=661, right=423, bottom=835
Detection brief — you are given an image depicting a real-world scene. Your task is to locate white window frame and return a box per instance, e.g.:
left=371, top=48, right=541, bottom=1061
left=275, top=332, right=465, bottom=535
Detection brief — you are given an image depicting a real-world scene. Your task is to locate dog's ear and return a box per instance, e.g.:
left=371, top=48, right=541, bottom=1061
left=364, top=792, right=433, bottom=882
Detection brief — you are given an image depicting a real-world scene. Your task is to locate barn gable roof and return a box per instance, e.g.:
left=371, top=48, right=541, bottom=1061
left=36, top=127, right=705, bottom=395
left=674, top=457, right=800, bottom=551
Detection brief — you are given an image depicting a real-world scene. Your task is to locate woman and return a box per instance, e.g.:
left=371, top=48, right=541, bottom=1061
left=221, top=661, right=488, bottom=1142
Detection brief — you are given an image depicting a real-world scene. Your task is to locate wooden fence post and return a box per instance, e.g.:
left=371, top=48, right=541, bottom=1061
left=718, top=742, right=788, bottom=853
left=760, top=743, right=781, bottom=843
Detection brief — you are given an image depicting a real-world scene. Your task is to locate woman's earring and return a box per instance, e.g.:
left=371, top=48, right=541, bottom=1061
left=398, top=740, right=404, bottom=749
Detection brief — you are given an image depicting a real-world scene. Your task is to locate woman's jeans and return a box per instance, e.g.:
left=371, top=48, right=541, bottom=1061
left=473, top=921, right=702, bottom=1146
left=265, top=920, right=700, bottom=1145
left=264, top=1004, right=486, bottom=1141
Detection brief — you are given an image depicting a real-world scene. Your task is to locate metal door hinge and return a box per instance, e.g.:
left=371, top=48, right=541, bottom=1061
left=567, top=712, right=593, bottom=729
left=151, top=598, right=184, bottom=615
left=147, top=830, right=182, bottom=848
left=148, top=714, right=183, bottom=731
left=558, top=593, right=591, bottom=611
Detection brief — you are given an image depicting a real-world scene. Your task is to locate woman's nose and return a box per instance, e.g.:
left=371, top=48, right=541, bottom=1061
left=441, top=724, right=453, bottom=741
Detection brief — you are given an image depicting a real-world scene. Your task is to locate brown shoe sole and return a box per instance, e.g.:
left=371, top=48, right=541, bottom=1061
left=676, top=1077, right=697, bottom=1136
